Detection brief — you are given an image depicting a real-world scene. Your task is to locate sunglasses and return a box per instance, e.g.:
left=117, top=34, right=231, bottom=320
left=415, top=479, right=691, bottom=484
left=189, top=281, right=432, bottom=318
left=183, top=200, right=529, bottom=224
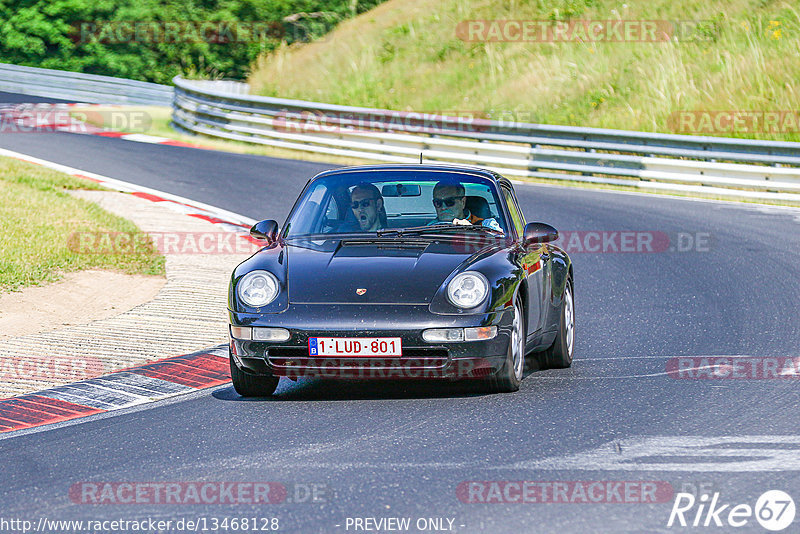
left=351, top=198, right=377, bottom=209
left=432, top=196, right=462, bottom=208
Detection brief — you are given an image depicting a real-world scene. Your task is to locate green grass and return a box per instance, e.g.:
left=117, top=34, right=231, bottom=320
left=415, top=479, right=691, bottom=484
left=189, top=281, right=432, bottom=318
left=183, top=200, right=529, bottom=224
left=0, top=157, right=165, bottom=292
left=247, top=0, right=800, bottom=142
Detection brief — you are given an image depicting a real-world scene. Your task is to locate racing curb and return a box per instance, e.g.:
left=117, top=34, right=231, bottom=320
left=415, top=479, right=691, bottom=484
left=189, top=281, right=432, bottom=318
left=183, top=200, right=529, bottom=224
left=0, top=347, right=229, bottom=434
left=85, top=130, right=213, bottom=149
left=0, top=148, right=259, bottom=434
left=3, top=102, right=219, bottom=150
left=0, top=147, right=257, bottom=231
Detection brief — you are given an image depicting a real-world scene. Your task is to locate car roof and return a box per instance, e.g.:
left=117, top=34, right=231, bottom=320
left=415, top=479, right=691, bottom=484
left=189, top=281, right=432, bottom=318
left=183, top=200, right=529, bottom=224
left=310, top=164, right=514, bottom=190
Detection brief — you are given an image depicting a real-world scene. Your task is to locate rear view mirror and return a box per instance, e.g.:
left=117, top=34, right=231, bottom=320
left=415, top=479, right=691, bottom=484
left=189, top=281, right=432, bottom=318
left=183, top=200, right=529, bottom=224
left=523, top=222, right=558, bottom=246
left=250, top=220, right=279, bottom=244
left=381, top=184, right=421, bottom=197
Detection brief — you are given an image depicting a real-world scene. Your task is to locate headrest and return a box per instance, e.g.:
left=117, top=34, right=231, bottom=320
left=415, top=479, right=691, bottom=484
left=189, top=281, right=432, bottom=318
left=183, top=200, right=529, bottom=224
left=465, top=195, right=491, bottom=219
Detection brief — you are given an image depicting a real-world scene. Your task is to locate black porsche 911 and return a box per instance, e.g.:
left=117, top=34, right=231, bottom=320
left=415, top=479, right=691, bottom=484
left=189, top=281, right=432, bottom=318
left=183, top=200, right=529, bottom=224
left=227, top=164, right=574, bottom=395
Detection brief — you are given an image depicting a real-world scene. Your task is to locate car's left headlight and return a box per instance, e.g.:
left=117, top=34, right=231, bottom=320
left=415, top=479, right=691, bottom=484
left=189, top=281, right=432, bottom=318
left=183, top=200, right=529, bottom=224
left=446, top=271, right=489, bottom=309
left=237, top=270, right=280, bottom=307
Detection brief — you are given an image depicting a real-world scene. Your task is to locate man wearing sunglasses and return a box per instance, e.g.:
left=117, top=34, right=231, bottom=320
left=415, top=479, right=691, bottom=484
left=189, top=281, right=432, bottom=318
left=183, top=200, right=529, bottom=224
left=350, top=183, right=387, bottom=231
left=427, top=180, right=504, bottom=232
left=428, top=181, right=475, bottom=225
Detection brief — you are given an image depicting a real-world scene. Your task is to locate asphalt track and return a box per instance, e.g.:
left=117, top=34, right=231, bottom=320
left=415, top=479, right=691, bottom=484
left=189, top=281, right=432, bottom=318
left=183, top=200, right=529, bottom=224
left=1, top=123, right=800, bottom=532
left=0, top=90, right=76, bottom=104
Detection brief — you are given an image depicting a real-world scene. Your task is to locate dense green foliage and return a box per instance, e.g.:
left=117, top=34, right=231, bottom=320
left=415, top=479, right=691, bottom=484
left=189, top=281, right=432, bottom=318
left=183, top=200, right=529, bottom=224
left=0, top=0, right=385, bottom=83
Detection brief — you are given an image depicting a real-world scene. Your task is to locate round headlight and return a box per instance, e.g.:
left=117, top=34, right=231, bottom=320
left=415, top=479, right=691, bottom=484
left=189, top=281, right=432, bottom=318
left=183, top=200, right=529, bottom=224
left=237, top=270, right=279, bottom=307
left=446, top=271, right=489, bottom=309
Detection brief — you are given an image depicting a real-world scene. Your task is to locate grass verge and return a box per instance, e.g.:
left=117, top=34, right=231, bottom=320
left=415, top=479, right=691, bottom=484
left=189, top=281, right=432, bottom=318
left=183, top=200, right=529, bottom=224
left=0, top=157, right=165, bottom=292
left=248, top=0, right=800, bottom=142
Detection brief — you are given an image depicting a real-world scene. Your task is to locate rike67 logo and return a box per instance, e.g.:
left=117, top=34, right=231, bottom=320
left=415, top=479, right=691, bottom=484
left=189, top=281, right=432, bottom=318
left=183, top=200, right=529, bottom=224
left=667, top=490, right=795, bottom=531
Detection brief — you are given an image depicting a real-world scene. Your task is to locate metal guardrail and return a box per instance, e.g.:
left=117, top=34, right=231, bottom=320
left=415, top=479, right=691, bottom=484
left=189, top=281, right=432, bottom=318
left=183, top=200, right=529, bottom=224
left=0, top=63, right=173, bottom=106
left=173, top=76, right=800, bottom=202
left=0, top=63, right=797, bottom=201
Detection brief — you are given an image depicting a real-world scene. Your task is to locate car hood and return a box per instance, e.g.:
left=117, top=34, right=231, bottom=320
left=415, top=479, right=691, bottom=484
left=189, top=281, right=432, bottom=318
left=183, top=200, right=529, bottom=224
left=284, top=237, right=496, bottom=304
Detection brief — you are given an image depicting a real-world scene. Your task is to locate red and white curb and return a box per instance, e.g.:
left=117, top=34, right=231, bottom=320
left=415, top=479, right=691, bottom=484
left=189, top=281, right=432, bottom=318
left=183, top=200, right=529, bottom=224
left=0, top=148, right=263, bottom=433
left=79, top=129, right=216, bottom=149
left=0, top=147, right=257, bottom=234
left=0, top=348, right=230, bottom=434
left=0, top=102, right=216, bottom=149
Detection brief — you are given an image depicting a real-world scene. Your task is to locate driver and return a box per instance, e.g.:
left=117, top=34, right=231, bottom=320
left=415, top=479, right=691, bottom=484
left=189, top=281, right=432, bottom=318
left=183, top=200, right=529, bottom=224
left=350, top=182, right=387, bottom=231
left=428, top=181, right=503, bottom=232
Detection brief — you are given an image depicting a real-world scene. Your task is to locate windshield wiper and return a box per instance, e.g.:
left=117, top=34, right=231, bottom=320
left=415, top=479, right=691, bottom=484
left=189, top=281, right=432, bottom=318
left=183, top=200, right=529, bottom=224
left=284, top=232, right=369, bottom=240
left=377, top=224, right=505, bottom=238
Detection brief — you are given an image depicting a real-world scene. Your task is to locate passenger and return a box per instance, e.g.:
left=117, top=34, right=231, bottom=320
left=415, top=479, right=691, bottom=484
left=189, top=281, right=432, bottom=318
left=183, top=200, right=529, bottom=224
left=350, top=182, right=387, bottom=231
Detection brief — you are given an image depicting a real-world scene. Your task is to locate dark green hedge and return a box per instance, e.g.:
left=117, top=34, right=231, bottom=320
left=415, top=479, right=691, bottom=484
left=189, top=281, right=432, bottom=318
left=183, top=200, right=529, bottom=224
left=0, top=0, right=385, bottom=84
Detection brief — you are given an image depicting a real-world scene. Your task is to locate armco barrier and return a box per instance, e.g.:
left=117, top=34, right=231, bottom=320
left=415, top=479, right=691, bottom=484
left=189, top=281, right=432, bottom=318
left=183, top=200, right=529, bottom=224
left=1, top=62, right=799, bottom=202
left=172, top=76, right=800, bottom=202
left=0, top=63, right=172, bottom=106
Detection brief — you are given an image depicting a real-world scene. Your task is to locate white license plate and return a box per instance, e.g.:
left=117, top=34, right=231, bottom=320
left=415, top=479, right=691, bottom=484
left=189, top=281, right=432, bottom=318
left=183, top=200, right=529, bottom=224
left=308, top=337, right=402, bottom=357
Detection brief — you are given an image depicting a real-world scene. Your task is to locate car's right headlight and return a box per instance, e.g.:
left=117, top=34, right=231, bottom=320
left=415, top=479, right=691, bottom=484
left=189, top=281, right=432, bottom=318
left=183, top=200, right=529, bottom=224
left=237, top=270, right=280, bottom=307
left=446, top=271, right=489, bottom=309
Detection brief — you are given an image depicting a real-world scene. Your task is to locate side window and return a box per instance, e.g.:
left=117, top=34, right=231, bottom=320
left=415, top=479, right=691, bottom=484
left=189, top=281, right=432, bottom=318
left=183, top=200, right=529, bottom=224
left=512, top=192, right=526, bottom=226
left=325, top=195, right=339, bottom=221
left=320, top=194, right=341, bottom=233
left=290, top=182, right=328, bottom=235
left=503, top=188, right=524, bottom=238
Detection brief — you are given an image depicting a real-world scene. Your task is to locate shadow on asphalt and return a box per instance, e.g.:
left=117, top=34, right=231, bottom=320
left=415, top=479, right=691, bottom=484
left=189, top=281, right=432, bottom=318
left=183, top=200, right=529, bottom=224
left=212, top=361, right=560, bottom=402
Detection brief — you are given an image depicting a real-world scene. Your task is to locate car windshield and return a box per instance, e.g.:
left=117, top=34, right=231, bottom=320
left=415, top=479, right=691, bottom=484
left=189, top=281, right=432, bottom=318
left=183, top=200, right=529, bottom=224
left=283, top=170, right=508, bottom=238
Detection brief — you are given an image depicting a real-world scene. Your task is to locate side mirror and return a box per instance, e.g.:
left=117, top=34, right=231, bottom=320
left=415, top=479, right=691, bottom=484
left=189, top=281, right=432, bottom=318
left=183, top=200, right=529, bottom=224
left=523, top=222, right=558, bottom=246
left=250, top=219, right=279, bottom=244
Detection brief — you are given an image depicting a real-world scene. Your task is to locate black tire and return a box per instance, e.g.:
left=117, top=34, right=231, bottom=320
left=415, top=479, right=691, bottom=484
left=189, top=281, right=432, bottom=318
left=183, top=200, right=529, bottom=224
left=229, top=353, right=279, bottom=397
left=485, top=297, right=526, bottom=393
left=539, top=278, right=574, bottom=369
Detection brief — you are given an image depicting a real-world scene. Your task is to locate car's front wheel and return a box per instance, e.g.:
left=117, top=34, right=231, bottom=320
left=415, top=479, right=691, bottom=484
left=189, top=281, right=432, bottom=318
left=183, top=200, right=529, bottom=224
left=486, top=297, right=526, bottom=393
left=539, top=278, right=574, bottom=369
left=229, top=353, right=279, bottom=397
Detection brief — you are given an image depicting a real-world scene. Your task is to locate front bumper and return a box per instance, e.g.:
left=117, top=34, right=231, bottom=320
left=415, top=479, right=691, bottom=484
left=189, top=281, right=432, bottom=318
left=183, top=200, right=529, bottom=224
left=228, top=304, right=513, bottom=380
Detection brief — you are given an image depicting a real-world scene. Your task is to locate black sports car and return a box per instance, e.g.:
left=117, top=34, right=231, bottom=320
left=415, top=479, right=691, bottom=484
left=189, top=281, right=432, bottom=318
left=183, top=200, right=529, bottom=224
left=228, top=164, right=574, bottom=395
